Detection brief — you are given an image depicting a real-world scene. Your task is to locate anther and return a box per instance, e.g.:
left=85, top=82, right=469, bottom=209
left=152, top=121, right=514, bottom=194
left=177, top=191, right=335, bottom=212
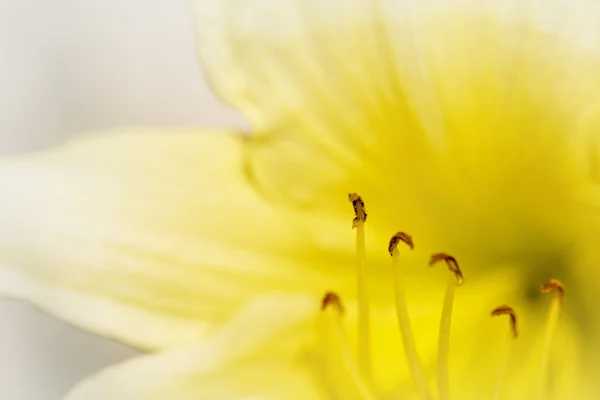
left=429, top=253, right=463, bottom=286
left=348, top=193, right=367, bottom=229
left=388, top=231, right=414, bottom=255
left=321, top=291, right=344, bottom=313
left=541, top=278, right=565, bottom=306
left=491, top=305, right=518, bottom=338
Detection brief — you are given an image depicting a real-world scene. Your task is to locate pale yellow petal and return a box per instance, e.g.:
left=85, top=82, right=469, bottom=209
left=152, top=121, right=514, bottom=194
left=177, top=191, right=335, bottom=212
left=64, top=294, right=323, bottom=400
left=192, top=0, right=600, bottom=270
left=0, top=129, right=350, bottom=349
left=62, top=268, right=598, bottom=400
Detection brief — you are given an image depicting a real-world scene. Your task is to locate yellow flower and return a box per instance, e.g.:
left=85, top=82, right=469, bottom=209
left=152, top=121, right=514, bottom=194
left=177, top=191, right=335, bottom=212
left=2, top=0, right=600, bottom=399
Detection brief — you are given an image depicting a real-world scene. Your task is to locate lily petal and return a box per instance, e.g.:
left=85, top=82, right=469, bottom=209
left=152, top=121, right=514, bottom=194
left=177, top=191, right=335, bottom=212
left=63, top=294, right=322, bottom=400
left=0, top=129, right=347, bottom=349
left=192, top=0, right=600, bottom=264
left=62, top=270, right=596, bottom=399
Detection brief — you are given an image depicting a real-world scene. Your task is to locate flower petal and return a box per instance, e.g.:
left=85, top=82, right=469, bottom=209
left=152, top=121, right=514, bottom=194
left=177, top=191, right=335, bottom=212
left=0, top=129, right=348, bottom=349
left=192, top=0, right=600, bottom=266
left=63, top=294, right=323, bottom=400
left=62, top=269, right=598, bottom=400
left=192, top=0, right=443, bottom=213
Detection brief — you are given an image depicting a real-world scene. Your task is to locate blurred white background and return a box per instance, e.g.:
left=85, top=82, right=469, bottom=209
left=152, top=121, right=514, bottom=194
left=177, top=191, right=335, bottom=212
left=0, top=1, right=244, bottom=398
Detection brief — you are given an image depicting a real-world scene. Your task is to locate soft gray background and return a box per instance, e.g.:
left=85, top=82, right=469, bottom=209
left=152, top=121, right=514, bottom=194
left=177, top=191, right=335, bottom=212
left=0, top=1, right=244, bottom=398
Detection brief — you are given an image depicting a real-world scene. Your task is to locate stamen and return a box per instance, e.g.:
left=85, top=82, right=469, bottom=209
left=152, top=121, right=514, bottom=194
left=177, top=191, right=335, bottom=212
left=389, top=233, right=433, bottom=400
left=348, top=193, right=371, bottom=381
left=348, top=193, right=367, bottom=229
left=321, top=291, right=345, bottom=313
left=388, top=231, right=414, bottom=255
left=539, top=279, right=564, bottom=396
left=429, top=253, right=463, bottom=286
left=491, top=305, right=518, bottom=400
left=491, top=305, right=518, bottom=338
left=321, top=292, right=377, bottom=400
left=430, top=253, right=463, bottom=400
left=540, top=278, right=565, bottom=306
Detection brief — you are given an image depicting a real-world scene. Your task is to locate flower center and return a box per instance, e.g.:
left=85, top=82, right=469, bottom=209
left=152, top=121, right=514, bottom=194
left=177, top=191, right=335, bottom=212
left=320, top=193, right=565, bottom=400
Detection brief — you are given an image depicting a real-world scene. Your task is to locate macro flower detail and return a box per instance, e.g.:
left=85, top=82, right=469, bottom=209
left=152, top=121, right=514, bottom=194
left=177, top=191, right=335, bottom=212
left=490, top=305, right=518, bottom=338
left=316, top=196, right=569, bottom=400
left=0, top=0, right=600, bottom=399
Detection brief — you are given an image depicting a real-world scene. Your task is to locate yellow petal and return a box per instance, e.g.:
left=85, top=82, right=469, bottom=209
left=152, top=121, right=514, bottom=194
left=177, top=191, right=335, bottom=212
left=61, top=270, right=597, bottom=400
left=0, top=129, right=349, bottom=349
left=63, top=294, right=323, bottom=400
left=192, top=0, right=600, bottom=268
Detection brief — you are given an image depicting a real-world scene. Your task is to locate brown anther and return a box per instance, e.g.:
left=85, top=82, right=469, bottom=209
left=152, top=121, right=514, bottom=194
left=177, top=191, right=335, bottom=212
left=321, top=291, right=344, bottom=313
left=388, top=232, right=414, bottom=255
left=491, top=305, right=518, bottom=338
left=348, top=193, right=367, bottom=228
left=541, top=278, right=565, bottom=306
left=429, top=252, right=464, bottom=286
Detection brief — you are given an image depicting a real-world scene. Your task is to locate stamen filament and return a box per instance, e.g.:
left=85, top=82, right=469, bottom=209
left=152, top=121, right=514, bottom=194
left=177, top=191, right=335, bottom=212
left=437, top=272, right=456, bottom=400
left=356, top=220, right=371, bottom=381
left=491, top=331, right=514, bottom=400
left=348, top=193, right=371, bottom=381
left=539, top=279, right=564, bottom=397
left=322, top=292, right=377, bottom=400
left=491, top=305, right=518, bottom=400
left=429, top=253, right=463, bottom=400
left=389, top=233, right=432, bottom=400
